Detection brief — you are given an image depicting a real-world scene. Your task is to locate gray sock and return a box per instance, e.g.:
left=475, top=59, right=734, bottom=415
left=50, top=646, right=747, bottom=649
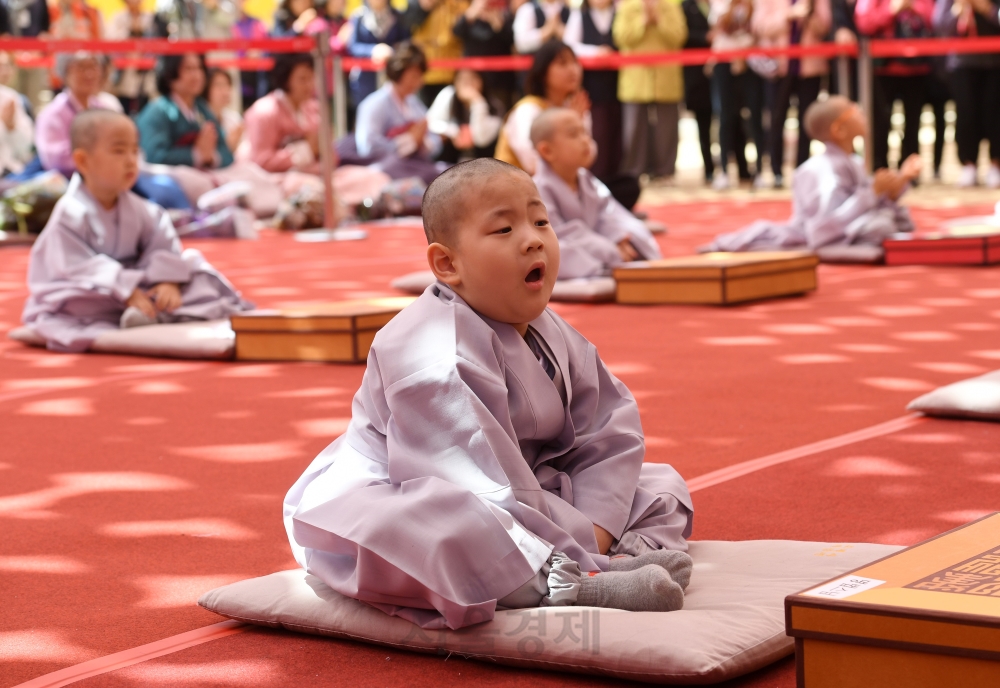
left=609, top=550, right=693, bottom=590
left=575, top=564, right=684, bottom=612
left=120, top=306, right=156, bottom=329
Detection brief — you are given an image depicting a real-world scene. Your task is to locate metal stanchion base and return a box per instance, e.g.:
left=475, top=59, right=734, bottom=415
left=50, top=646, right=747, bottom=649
left=294, top=228, right=369, bottom=242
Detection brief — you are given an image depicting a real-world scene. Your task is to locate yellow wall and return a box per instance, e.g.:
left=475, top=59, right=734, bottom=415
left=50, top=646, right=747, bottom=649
left=90, top=0, right=279, bottom=27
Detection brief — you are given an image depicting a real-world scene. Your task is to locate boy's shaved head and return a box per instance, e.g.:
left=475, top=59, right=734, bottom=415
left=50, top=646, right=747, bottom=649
left=421, top=158, right=530, bottom=246
left=529, top=107, right=575, bottom=147
left=803, top=96, right=854, bottom=141
left=70, top=109, right=132, bottom=152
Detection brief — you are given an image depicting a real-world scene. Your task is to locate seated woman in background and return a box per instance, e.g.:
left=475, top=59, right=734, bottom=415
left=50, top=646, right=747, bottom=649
left=352, top=42, right=446, bottom=184
left=36, top=53, right=123, bottom=178
left=494, top=40, right=594, bottom=176
left=0, top=51, right=36, bottom=179
left=239, top=53, right=390, bottom=207
left=136, top=53, right=290, bottom=217
left=204, top=67, right=244, bottom=154
left=426, top=69, right=504, bottom=163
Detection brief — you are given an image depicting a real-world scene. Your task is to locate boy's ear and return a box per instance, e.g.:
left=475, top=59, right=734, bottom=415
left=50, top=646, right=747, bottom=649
left=535, top=139, right=553, bottom=162
left=71, top=149, right=88, bottom=177
left=427, top=242, right=461, bottom=287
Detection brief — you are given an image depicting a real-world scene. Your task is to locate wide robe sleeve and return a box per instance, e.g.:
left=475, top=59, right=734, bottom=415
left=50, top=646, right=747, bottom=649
left=796, top=153, right=883, bottom=248
left=535, top=170, right=622, bottom=279
left=540, top=316, right=646, bottom=540
left=27, top=210, right=144, bottom=306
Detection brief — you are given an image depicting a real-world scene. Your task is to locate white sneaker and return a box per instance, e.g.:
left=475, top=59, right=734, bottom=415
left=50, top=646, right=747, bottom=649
left=712, top=172, right=731, bottom=191
left=120, top=306, right=156, bottom=329
left=985, top=165, right=1000, bottom=189
left=956, top=163, right=978, bottom=188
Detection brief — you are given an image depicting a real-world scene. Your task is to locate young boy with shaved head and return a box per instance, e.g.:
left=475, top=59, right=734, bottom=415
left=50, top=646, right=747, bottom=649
left=531, top=108, right=662, bottom=280
left=23, top=110, right=251, bottom=352
left=705, top=96, right=920, bottom=252
left=284, top=158, right=693, bottom=630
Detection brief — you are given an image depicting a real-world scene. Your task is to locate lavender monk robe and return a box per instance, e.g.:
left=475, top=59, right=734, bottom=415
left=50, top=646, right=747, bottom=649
left=284, top=282, right=693, bottom=630
left=704, top=145, right=915, bottom=252
left=22, top=174, right=252, bottom=352
left=533, top=160, right=662, bottom=279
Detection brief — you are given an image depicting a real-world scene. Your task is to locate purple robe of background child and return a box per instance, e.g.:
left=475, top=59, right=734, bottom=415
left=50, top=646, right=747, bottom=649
left=22, top=174, right=251, bottom=352
left=705, top=145, right=915, bottom=252
left=533, top=160, right=662, bottom=279
left=284, top=282, right=693, bottom=630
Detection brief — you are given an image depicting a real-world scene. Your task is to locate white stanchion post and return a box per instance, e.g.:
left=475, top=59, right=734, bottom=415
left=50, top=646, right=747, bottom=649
left=314, top=30, right=337, bottom=231
left=333, top=54, right=347, bottom=139
left=857, top=37, right=874, bottom=172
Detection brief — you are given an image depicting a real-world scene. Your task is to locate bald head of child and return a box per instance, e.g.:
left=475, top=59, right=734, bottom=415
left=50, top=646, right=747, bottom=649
left=70, top=109, right=141, bottom=209
left=803, top=96, right=866, bottom=154
left=423, top=158, right=559, bottom=335
left=530, top=108, right=592, bottom=182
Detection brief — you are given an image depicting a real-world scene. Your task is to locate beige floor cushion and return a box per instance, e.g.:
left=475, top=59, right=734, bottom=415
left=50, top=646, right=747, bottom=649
left=907, top=369, right=1000, bottom=421
left=391, top=271, right=616, bottom=304
left=199, top=539, right=898, bottom=684
left=7, top=320, right=235, bottom=360
left=814, top=245, right=884, bottom=264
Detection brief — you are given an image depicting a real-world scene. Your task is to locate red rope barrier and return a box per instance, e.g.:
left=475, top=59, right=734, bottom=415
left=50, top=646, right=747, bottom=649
left=0, top=36, right=314, bottom=54
left=3, top=34, right=999, bottom=71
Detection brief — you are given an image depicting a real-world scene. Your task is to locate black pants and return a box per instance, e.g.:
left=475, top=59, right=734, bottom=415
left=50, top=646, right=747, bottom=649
left=950, top=67, right=1000, bottom=164
left=769, top=73, right=821, bottom=177
left=684, top=65, right=714, bottom=180
left=590, top=99, right=625, bottom=182
left=713, top=63, right=766, bottom=178
left=873, top=74, right=926, bottom=170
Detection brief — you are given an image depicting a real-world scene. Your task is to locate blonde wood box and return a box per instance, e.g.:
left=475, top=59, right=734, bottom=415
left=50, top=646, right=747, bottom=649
left=613, top=251, right=819, bottom=305
left=230, top=297, right=416, bottom=363
left=786, top=513, right=1000, bottom=688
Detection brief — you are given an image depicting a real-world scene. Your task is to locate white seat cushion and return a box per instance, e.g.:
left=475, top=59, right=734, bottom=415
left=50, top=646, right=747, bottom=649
left=7, top=320, right=235, bottom=360
left=814, top=245, right=885, bottom=264
left=907, top=369, right=1000, bottom=421
left=199, top=539, right=899, bottom=684
left=391, top=271, right=616, bottom=304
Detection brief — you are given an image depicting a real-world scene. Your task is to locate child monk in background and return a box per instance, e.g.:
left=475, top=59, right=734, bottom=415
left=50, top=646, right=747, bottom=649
left=704, top=96, right=920, bottom=252
left=22, top=110, right=251, bottom=353
left=531, top=108, right=662, bottom=280
left=284, top=158, right=693, bottom=630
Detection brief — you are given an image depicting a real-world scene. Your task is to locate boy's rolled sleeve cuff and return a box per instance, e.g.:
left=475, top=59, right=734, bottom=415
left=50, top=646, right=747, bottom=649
left=113, top=269, right=145, bottom=302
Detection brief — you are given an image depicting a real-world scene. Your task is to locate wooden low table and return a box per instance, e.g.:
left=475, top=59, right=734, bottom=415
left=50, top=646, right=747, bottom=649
left=787, top=513, right=1000, bottom=687
left=884, top=232, right=1000, bottom=266
left=230, top=297, right=416, bottom=363
left=613, top=251, right=819, bottom=305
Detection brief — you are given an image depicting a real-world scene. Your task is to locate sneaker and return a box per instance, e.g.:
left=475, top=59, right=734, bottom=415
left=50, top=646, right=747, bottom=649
left=120, top=306, right=156, bottom=329
left=752, top=175, right=771, bottom=190
left=712, top=172, right=731, bottom=191
left=772, top=174, right=785, bottom=189
left=985, top=165, right=1000, bottom=189
left=956, top=163, right=978, bottom=188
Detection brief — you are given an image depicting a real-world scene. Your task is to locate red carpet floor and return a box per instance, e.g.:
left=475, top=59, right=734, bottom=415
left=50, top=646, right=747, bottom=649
left=2, top=200, right=1000, bottom=687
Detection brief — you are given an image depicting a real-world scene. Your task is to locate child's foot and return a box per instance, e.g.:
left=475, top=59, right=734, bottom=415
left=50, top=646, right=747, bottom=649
left=120, top=306, right=156, bottom=329
left=577, top=565, right=684, bottom=612
left=609, top=550, right=693, bottom=589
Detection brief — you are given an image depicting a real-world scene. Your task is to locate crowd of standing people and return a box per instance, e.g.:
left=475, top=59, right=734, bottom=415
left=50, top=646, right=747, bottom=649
left=0, top=0, right=999, bottom=219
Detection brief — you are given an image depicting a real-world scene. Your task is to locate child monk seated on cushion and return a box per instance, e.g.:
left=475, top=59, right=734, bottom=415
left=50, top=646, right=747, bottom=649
left=531, top=108, right=662, bottom=280
left=704, top=96, right=920, bottom=252
left=284, top=158, right=693, bottom=630
left=22, top=110, right=252, bottom=353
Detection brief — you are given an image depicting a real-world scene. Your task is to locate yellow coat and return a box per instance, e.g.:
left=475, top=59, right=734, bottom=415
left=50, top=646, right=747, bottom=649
left=411, top=0, right=470, bottom=86
left=612, top=0, right=687, bottom=104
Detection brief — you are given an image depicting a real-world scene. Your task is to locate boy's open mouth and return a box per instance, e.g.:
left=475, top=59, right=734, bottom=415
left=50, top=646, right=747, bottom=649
left=525, top=264, right=545, bottom=284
